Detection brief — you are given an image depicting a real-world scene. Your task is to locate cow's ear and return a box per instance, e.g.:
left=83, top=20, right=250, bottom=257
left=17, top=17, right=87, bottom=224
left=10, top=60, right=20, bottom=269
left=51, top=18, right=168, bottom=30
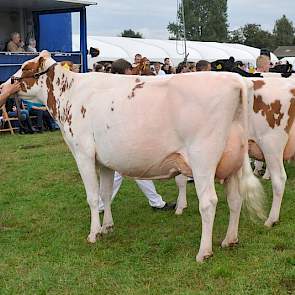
left=38, top=56, right=46, bottom=70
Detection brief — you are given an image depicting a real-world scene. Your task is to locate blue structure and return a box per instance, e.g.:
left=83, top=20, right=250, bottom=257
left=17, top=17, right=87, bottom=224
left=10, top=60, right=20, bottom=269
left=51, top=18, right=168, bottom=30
left=38, top=13, right=73, bottom=52
left=0, top=0, right=97, bottom=82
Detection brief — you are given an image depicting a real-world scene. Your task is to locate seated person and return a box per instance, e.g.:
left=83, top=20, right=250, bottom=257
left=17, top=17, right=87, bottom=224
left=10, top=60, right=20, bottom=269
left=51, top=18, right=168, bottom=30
left=7, top=32, right=25, bottom=52
left=26, top=37, right=37, bottom=53
left=6, top=98, right=36, bottom=134
left=23, top=100, right=55, bottom=132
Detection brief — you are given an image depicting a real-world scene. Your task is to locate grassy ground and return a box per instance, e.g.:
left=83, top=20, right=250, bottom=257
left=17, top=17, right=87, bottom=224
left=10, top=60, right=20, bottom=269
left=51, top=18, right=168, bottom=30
left=0, top=132, right=294, bottom=295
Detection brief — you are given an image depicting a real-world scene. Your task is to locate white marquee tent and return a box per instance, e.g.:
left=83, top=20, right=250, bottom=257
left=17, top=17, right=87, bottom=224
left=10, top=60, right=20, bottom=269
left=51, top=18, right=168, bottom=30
left=72, top=35, right=278, bottom=68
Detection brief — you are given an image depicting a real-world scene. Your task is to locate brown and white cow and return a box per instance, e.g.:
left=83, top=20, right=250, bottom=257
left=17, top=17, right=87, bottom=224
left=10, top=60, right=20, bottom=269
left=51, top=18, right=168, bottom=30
left=176, top=77, right=295, bottom=228
left=9, top=51, right=265, bottom=262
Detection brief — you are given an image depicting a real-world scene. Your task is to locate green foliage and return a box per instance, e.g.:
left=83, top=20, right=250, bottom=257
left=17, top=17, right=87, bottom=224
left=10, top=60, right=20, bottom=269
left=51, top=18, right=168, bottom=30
left=242, top=24, right=275, bottom=50
left=120, top=29, right=143, bottom=39
left=1, top=132, right=295, bottom=294
left=168, top=0, right=228, bottom=42
left=273, top=15, right=295, bottom=47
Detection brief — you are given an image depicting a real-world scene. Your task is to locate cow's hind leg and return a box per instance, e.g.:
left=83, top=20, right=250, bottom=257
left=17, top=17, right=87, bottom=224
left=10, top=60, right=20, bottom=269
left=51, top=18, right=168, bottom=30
left=264, top=154, right=286, bottom=227
left=75, top=153, right=102, bottom=243
left=100, top=166, right=115, bottom=234
left=222, top=174, right=242, bottom=247
left=188, top=149, right=219, bottom=262
left=175, top=174, right=188, bottom=215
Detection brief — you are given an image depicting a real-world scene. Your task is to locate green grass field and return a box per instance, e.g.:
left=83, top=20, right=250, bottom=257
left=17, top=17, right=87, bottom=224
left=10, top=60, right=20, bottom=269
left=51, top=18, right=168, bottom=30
left=0, top=132, right=294, bottom=295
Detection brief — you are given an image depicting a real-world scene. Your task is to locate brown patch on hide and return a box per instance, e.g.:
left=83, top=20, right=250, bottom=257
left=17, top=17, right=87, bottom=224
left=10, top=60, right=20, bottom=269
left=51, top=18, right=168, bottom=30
left=46, top=66, right=57, bottom=118
left=285, top=92, right=295, bottom=134
left=253, top=95, right=284, bottom=129
left=59, top=101, right=73, bottom=136
left=128, top=82, right=145, bottom=99
left=252, top=80, right=265, bottom=90
left=69, top=127, right=74, bottom=137
left=81, top=106, right=86, bottom=118
left=59, top=73, right=74, bottom=96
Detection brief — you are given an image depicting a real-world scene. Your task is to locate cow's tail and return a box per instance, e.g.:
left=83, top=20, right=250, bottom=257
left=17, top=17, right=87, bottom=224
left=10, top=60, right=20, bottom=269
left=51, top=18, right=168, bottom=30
left=236, top=78, right=266, bottom=221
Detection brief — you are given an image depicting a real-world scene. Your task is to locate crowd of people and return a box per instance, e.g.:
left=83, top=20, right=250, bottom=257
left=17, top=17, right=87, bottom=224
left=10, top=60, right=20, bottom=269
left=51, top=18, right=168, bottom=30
left=1, top=33, right=291, bottom=136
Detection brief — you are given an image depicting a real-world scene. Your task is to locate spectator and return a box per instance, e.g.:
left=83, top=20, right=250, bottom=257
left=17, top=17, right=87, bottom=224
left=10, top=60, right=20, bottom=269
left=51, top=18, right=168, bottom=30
left=162, top=58, right=174, bottom=74
left=256, top=55, right=271, bottom=73
left=176, top=62, right=189, bottom=73
left=94, top=63, right=105, bottom=72
left=111, top=59, right=132, bottom=74
left=189, top=63, right=197, bottom=72
left=7, top=32, right=25, bottom=52
left=72, top=64, right=80, bottom=73
left=133, top=53, right=142, bottom=67
left=24, top=100, right=55, bottom=132
left=104, top=63, right=112, bottom=73
left=153, top=62, right=166, bottom=76
left=7, top=99, right=36, bottom=134
left=26, top=37, right=37, bottom=53
left=196, top=60, right=211, bottom=71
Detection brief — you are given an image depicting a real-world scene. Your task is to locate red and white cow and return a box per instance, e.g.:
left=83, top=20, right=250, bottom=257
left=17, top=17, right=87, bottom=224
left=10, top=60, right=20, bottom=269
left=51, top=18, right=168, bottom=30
left=176, top=77, right=295, bottom=228
left=10, top=51, right=265, bottom=262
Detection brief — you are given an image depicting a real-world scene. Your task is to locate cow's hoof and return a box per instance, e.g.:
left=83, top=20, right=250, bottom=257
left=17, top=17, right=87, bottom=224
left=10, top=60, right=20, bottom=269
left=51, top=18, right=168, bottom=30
left=221, top=238, right=239, bottom=248
left=264, top=219, right=279, bottom=228
left=262, top=175, right=271, bottom=180
left=175, top=208, right=183, bottom=215
left=102, top=224, right=114, bottom=235
left=87, top=233, right=98, bottom=243
left=196, top=252, right=213, bottom=263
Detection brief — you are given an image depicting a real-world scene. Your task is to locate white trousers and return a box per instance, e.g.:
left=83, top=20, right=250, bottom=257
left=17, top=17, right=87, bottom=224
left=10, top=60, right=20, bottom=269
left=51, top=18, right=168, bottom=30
left=98, top=171, right=166, bottom=211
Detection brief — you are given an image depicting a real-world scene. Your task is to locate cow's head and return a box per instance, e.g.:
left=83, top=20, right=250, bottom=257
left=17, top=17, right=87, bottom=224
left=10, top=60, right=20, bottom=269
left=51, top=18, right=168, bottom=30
left=10, top=50, right=56, bottom=102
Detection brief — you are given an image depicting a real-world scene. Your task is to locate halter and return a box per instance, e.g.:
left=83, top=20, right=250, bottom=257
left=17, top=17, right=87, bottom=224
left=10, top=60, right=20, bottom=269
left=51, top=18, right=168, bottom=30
left=10, top=62, right=57, bottom=84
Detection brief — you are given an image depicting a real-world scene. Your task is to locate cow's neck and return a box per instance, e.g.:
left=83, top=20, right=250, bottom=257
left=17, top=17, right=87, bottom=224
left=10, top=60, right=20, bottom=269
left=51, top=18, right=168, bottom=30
left=40, top=65, right=75, bottom=122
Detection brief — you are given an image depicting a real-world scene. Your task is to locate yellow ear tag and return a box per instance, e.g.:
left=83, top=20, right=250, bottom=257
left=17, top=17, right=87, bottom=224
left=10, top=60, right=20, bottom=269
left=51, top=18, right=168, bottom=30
left=63, top=63, right=70, bottom=71
left=217, top=64, right=222, bottom=70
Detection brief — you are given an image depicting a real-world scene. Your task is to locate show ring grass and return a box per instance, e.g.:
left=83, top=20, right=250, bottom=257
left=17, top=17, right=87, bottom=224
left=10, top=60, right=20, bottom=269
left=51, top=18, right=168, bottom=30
left=1, top=132, right=294, bottom=295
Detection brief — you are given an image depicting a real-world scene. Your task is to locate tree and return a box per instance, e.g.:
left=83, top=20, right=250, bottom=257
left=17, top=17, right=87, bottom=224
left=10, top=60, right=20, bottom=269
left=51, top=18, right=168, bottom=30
left=167, top=0, right=228, bottom=42
left=273, top=15, right=295, bottom=47
left=242, top=24, right=275, bottom=50
left=120, top=29, right=143, bottom=39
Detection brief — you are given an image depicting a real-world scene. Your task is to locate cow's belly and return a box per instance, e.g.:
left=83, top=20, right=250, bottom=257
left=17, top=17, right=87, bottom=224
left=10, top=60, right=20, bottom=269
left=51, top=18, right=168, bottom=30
left=216, top=122, right=245, bottom=180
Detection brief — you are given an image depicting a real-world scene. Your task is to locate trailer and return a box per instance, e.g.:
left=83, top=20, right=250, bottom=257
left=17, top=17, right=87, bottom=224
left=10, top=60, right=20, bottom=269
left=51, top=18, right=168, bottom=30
left=0, top=0, right=97, bottom=82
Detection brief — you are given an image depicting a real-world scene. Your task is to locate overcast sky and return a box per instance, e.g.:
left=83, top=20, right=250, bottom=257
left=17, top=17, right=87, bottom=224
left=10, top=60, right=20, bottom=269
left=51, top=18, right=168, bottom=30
left=73, top=0, right=295, bottom=39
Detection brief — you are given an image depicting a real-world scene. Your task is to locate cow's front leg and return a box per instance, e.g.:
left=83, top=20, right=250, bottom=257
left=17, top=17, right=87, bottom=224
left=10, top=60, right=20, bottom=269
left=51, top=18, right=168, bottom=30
left=100, top=166, right=115, bottom=234
left=75, top=153, right=102, bottom=243
left=222, top=175, right=242, bottom=247
left=175, top=174, right=188, bottom=215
